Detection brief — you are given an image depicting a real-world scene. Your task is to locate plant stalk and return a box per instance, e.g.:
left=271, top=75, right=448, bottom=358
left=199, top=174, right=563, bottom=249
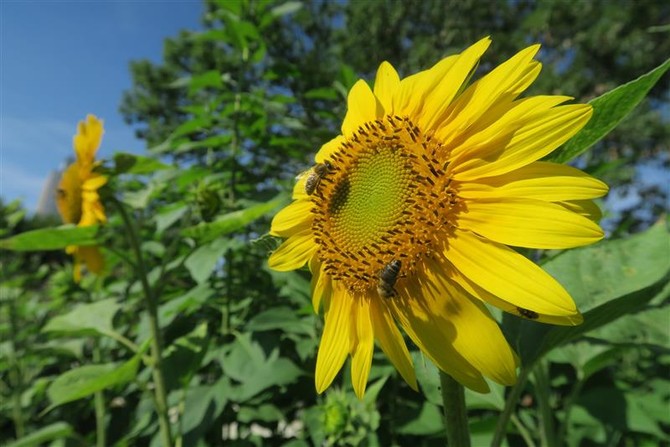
left=114, top=198, right=173, bottom=447
left=439, top=371, right=470, bottom=447
left=534, top=361, right=558, bottom=447
left=491, top=366, right=531, bottom=447
left=93, top=344, right=106, bottom=447
left=7, top=296, right=25, bottom=439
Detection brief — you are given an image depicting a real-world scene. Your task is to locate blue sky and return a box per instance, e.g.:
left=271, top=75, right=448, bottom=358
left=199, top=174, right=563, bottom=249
left=1, top=1, right=203, bottom=211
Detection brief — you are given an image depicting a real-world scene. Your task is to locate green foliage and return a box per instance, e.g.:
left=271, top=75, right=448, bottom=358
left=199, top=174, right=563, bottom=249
left=549, top=58, right=670, bottom=163
left=0, top=225, right=99, bottom=251
left=2, top=1, right=669, bottom=446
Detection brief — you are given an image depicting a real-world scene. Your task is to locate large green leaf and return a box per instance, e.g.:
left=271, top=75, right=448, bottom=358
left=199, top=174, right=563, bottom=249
left=163, top=323, right=210, bottom=390
left=3, top=422, right=75, bottom=447
left=0, top=225, right=100, bottom=251
left=42, top=298, right=120, bottom=338
left=548, top=58, right=670, bottom=163
left=184, top=238, right=241, bottom=284
left=221, top=333, right=303, bottom=402
left=181, top=194, right=287, bottom=242
left=114, top=152, right=170, bottom=175
left=508, top=220, right=670, bottom=362
left=245, top=306, right=315, bottom=336
left=45, top=354, right=141, bottom=411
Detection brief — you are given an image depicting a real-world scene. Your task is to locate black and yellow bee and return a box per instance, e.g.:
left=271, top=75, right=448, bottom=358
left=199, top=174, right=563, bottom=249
left=377, top=260, right=402, bottom=299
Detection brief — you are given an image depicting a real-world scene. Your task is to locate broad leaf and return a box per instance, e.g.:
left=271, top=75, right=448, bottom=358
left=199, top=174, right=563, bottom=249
left=508, top=220, right=670, bottom=363
left=114, top=152, right=170, bottom=174
left=0, top=225, right=99, bottom=251
left=42, top=298, right=120, bottom=338
left=3, top=422, right=74, bottom=447
left=548, top=58, right=670, bottom=163
left=163, top=323, right=210, bottom=389
left=184, top=238, right=241, bottom=284
left=181, top=194, right=287, bottom=242
left=46, top=354, right=141, bottom=411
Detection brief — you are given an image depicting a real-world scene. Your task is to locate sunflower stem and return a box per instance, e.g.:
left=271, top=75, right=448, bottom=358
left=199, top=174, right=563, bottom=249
left=534, top=361, right=558, bottom=447
left=93, top=343, right=107, bottom=447
left=114, top=198, right=173, bottom=447
left=439, top=371, right=470, bottom=447
left=491, top=366, right=531, bottom=447
left=7, top=294, right=25, bottom=439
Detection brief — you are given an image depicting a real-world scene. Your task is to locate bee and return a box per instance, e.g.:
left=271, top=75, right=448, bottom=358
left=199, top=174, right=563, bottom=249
left=377, top=260, right=402, bottom=299
left=305, top=161, right=332, bottom=195
left=516, top=307, right=539, bottom=320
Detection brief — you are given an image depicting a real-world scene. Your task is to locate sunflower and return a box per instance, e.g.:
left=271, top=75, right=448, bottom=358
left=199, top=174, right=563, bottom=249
left=56, top=115, right=108, bottom=282
left=269, top=38, right=608, bottom=398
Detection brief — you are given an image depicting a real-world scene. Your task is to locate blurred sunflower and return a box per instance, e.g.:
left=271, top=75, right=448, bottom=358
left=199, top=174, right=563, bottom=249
left=269, top=38, right=608, bottom=398
left=56, top=115, right=108, bottom=282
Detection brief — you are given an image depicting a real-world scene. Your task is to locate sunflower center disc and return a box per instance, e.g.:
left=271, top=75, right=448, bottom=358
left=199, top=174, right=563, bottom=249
left=311, top=115, right=457, bottom=293
left=330, top=147, right=410, bottom=250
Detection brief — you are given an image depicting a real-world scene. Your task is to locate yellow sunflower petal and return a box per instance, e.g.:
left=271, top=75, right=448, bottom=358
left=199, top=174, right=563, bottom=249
left=558, top=199, right=604, bottom=222
left=458, top=197, right=604, bottom=249
left=271, top=200, right=313, bottom=236
left=72, top=250, right=82, bottom=283
left=390, top=280, right=489, bottom=393
left=341, top=80, right=383, bottom=137
left=412, top=37, right=492, bottom=129
left=292, top=171, right=309, bottom=200
left=268, top=230, right=317, bottom=271
left=79, top=245, right=104, bottom=275
left=373, top=61, right=401, bottom=114
left=448, top=266, right=583, bottom=325
left=91, top=202, right=107, bottom=224
left=369, top=297, right=417, bottom=390
left=350, top=297, right=375, bottom=399
left=315, top=287, right=353, bottom=393
left=56, top=163, right=83, bottom=225
left=392, top=54, right=458, bottom=119
left=310, top=259, right=332, bottom=313
left=73, top=115, right=104, bottom=164
left=457, top=161, right=609, bottom=201
left=452, top=104, right=593, bottom=180
left=428, top=44, right=541, bottom=136
left=82, top=174, right=107, bottom=190
left=444, top=95, right=571, bottom=159
left=315, top=135, right=346, bottom=164
left=424, top=261, right=518, bottom=385
left=446, top=230, right=579, bottom=318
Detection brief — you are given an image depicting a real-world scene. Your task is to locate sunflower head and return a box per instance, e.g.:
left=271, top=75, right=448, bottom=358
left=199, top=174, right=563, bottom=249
left=56, top=115, right=108, bottom=281
left=270, top=38, right=608, bottom=398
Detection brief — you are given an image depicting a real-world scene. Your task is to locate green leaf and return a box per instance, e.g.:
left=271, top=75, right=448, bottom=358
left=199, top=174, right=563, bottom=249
left=122, top=183, right=160, bottom=209
left=114, top=152, right=170, bottom=174
left=159, top=283, right=214, bottom=327
left=510, top=220, right=670, bottom=363
left=0, top=225, right=100, bottom=251
left=181, top=379, right=230, bottom=444
left=222, top=333, right=303, bottom=401
left=184, top=238, right=240, bottom=284
left=163, top=323, right=210, bottom=389
left=270, top=1, right=302, bottom=17
left=188, top=70, right=224, bottom=93
left=155, top=204, right=188, bottom=234
left=45, top=354, right=141, bottom=411
left=3, top=422, right=74, bottom=447
left=245, top=306, right=314, bottom=335
left=548, top=58, right=670, bottom=163
left=537, top=279, right=669, bottom=361
left=181, top=194, right=287, bottom=242
left=396, top=402, right=443, bottom=435
left=42, top=298, right=120, bottom=339
left=589, top=304, right=670, bottom=347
